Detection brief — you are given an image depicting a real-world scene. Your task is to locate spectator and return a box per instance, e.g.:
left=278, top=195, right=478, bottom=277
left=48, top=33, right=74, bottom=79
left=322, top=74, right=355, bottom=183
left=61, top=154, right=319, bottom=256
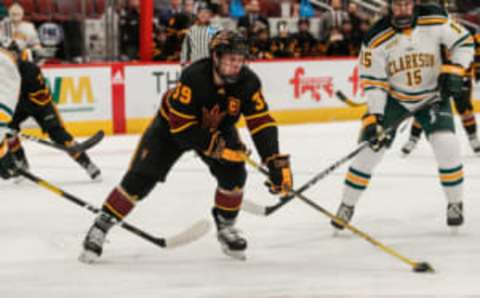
left=237, top=0, right=269, bottom=38
left=180, top=2, right=220, bottom=67
left=7, top=3, right=41, bottom=51
left=271, top=20, right=295, bottom=58
left=159, top=0, right=182, bottom=26
left=292, top=17, right=317, bottom=58
left=119, top=0, right=140, bottom=60
left=318, top=0, right=349, bottom=43
left=0, top=1, right=7, bottom=20
left=259, top=0, right=281, bottom=17
left=249, top=26, right=273, bottom=59
left=325, top=19, right=354, bottom=56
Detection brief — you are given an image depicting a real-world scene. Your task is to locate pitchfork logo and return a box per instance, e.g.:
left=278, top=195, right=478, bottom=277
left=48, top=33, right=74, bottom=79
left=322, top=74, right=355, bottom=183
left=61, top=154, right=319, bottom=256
left=289, top=67, right=333, bottom=102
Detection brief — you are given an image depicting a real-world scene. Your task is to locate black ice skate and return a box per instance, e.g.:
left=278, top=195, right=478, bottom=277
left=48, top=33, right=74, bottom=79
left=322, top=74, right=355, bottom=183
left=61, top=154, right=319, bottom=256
left=468, top=135, right=480, bottom=155
left=447, top=202, right=463, bottom=227
left=331, top=203, right=355, bottom=230
left=401, top=136, right=419, bottom=157
left=12, top=153, right=30, bottom=184
left=212, top=209, right=247, bottom=261
left=79, top=214, right=115, bottom=264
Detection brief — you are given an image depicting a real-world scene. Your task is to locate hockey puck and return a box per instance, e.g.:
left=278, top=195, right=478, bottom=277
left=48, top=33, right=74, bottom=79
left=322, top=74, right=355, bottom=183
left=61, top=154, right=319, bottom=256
left=413, top=262, right=434, bottom=273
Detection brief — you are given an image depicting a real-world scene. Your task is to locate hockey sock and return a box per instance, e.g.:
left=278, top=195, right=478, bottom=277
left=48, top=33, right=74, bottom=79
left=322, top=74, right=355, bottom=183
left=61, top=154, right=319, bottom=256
left=102, top=186, right=139, bottom=220
left=213, top=188, right=243, bottom=229
left=7, top=135, right=28, bottom=165
left=342, top=147, right=385, bottom=206
left=429, top=132, right=463, bottom=204
left=460, top=110, right=477, bottom=136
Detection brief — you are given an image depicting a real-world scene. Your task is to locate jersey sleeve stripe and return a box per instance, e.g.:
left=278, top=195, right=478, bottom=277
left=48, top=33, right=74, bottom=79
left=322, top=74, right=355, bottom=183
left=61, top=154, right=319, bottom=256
left=244, top=111, right=271, bottom=121
left=450, top=34, right=474, bottom=50
left=0, top=103, right=14, bottom=115
left=368, top=29, right=395, bottom=49
left=168, top=106, right=197, bottom=120
left=249, top=122, right=276, bottom=135
left=170, top=121, right=199, bottom=134
left=360, top=75, right=388, bottom=82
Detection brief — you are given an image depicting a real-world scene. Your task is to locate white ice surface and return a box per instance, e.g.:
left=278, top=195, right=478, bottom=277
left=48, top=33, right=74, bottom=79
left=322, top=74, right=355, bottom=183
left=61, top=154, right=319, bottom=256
left=1, top=120, right=480, bottom=298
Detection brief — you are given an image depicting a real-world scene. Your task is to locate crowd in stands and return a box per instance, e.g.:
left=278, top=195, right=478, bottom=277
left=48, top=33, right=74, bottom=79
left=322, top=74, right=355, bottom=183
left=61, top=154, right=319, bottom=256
left=0, top=0, right=478, bottom=63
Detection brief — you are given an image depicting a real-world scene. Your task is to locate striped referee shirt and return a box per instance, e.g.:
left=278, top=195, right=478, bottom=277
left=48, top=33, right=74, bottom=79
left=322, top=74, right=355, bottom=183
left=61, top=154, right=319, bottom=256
left=180, top=24, right=220, bottom=65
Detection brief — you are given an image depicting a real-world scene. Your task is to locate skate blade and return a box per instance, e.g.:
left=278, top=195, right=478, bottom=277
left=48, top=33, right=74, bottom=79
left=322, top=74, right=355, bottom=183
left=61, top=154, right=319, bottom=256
left=90, top=174, right=103, bottom=183
left=221, top=247, right=246, bottom=261
left=449, top=226, right=460, bottom=235
left=13, top=176, right=26, bottom=184
left=78, top=250, right=100, bottom=264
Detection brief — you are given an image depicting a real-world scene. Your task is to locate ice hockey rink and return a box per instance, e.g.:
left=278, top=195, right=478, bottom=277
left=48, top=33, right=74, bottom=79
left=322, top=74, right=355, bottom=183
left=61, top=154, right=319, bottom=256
left=1, top=120, right=480, bottom=298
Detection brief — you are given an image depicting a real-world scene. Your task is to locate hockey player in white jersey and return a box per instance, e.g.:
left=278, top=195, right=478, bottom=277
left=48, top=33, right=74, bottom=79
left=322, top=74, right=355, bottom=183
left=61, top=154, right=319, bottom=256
left=331, top=0, right=473, bottom=231
left=0, top=46, right=22, bottom=179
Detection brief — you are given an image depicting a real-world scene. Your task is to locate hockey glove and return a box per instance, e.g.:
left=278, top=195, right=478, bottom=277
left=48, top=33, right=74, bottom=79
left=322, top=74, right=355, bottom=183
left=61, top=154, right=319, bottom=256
left=264, top=154, right=293, bottom=195
left=363, top=114, right=390, bottom=152
left=0, top=141, right=19, bottom=179
left=438, top=64, right=465, bottom=100
left=204, top=131, right=245, bottom=163
left=202, top=105, right=226, bottom=132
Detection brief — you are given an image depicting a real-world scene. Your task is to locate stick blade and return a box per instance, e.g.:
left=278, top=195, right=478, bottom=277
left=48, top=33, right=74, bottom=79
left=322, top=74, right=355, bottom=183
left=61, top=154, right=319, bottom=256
left=68, top=130, right=105, bottom=153
left=165, top=219, right=212, bottom=249
left=413, top=262, right=435, bottom=273
left=241, top=199, right=268, bottom=216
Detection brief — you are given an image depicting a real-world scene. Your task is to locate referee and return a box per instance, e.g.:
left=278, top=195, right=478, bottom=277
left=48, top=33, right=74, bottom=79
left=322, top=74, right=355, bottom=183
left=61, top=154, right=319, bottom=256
left=180, top=2, right=220, bottom=68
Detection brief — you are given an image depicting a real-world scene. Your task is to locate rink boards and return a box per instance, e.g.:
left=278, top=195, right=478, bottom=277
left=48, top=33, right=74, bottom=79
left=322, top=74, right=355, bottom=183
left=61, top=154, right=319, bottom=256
left=22, top=58, right=480, bottom=136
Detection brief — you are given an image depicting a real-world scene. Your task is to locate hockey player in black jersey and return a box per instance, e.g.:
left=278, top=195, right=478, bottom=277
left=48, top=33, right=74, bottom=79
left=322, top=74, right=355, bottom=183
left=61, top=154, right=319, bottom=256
left=79, top=30, right=293, bottom=263
left=7, top=57, right=101, bottom=181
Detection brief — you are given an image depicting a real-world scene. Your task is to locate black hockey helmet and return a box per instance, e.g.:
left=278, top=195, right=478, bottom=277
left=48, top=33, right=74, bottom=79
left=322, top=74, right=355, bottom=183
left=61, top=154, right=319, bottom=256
left=388, top=0, right=416, bottom=29
left=210, top=30, right=249, bottom=84
left=210, top=30, right=249, bottom=58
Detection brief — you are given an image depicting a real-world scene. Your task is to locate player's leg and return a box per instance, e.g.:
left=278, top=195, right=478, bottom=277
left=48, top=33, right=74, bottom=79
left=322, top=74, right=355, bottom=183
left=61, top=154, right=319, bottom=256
left=420, top=97, right=464, bottom=228
left=455, top=77, right=480, bottom=154
left=33, top=102, right=102, bottom=179
left=401, top=119, right=423, bottom=156
left=80, top=119, right=185, bottom=263
left=7, top=104, right=31, bottom=173
left=332, top=97, right=406, bottom=230
left=201, top=131, right=248, bottom=260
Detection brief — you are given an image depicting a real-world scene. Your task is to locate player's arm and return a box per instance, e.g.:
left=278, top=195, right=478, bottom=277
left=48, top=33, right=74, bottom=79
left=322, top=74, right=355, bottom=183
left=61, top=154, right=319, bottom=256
left=242, top=78, right=292, bottom=195
left=473, top=30, right=480, bottom=81
left=0, top=54, right=22, bottom=179
left=439, top=19, right=475, bottom=99
left=359, top=43, right=390, bottom=151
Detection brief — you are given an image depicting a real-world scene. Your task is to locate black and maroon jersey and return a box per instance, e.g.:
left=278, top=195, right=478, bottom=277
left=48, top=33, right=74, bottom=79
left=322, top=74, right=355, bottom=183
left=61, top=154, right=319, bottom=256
left=159, top=58, right=279, bottom=161
left=17, top=60, right=52, bottom=107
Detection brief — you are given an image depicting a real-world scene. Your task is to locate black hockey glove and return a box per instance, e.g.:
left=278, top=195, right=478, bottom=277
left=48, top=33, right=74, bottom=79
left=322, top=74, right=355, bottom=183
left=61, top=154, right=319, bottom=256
left=204, top=131, right=245, bottom=163
left=264, top=154, right=293, bottom=195
left=0, top=142, right=19, bottom=179
left=201, top=105, right=226, bottom=132
left=438, top=64, right=465, bottom=100
left=363, top=114, right=390, bottom=152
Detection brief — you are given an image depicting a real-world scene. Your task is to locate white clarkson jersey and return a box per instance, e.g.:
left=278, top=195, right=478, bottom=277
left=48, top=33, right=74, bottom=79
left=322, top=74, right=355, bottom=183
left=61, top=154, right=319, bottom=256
left=360, top=5, right=475, bottom=115
left=0, top=48, right=20, bottom=144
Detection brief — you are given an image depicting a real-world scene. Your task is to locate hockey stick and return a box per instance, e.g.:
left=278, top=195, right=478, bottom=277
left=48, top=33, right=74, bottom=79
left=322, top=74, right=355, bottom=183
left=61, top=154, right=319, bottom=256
left=242, top=155, right=434, bottom=273
left=242, top=94, right=440, bottom=217
left=18, top=169, right=211, bottom=248
left=18, top=130, right=105, bottom=154
left=335, top=90, right=367, bottom=108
